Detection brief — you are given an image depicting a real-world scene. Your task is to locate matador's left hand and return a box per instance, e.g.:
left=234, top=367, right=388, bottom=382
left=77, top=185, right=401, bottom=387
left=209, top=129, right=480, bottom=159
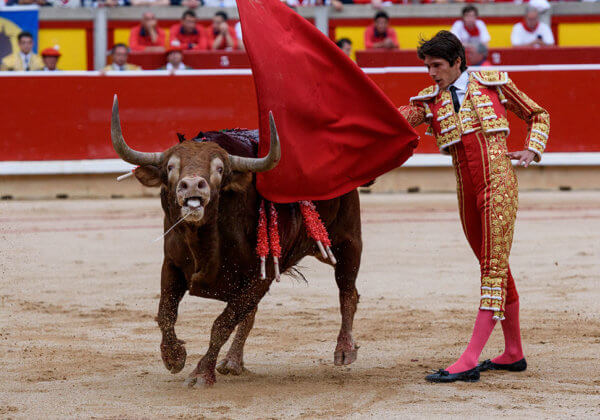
left=506, top=150, right=536, bottom=168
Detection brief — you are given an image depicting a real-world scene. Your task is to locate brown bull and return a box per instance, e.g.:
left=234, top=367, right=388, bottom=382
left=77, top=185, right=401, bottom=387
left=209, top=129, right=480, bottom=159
left=111, top=96, right=362, bottom=387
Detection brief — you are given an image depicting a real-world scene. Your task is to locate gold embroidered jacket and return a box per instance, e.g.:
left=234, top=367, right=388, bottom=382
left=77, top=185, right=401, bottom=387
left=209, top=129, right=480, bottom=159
left=399, top=71, right=550, bottom=161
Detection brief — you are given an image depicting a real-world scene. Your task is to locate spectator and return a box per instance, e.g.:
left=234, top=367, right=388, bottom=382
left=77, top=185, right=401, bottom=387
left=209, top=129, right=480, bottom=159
left=169, top=10, right=209, bottom=51
left=103, top=43, right=142, bottom=71
left=129, top=12, right=166, bottom=52
left=450, top=6, right=491, bottom=48
left=466, top=43, right=491, bottom=67
left=0, top=32, right=43, bottom=71
left=511, top=7, right=555, bottom=47
left=336, top=38, right=353, bottom=57
left=207, top=11, right=239, bottom=51
left=41, top=47, right=61, bottom=71
left=364, top=11, right=399, bottom=50
left=160, top=46, right=192, bottom=71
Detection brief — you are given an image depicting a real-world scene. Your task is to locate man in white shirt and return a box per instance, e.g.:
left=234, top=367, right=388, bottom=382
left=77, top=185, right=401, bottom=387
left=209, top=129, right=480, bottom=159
left=511, top=7, right=555, bottom=47
left=0, top=31, right=44, bottom=71
left=451, top=6, right=491, bottom=47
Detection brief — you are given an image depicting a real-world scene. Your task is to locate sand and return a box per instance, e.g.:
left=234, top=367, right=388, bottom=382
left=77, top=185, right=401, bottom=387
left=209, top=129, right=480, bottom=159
left=1, top=191, right=599, bottom=418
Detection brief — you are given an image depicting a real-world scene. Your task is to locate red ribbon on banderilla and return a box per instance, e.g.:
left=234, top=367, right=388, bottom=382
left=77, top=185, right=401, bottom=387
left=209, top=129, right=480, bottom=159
left=256, top=199, right=336, bottom=281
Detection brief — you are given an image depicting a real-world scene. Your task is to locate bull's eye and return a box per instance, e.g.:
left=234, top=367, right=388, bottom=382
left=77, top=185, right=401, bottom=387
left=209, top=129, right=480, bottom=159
left=167, top=165, right=174, bottom=172
left=217, top=167, right=223, bottom=174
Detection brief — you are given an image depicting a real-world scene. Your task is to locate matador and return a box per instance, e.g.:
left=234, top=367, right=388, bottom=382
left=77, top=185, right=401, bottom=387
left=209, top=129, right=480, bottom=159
left=399, top=31, right=550, bottom=383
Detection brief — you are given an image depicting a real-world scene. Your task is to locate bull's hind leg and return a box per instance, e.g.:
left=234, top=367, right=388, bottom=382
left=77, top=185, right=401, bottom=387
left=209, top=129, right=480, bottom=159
left=333, top=239, right=362, bottom=366
left=216, top=307, right=257, bottom=376
left=185, top=280, right=270, bottom=388
left=157, top=261, right=188, bottom=374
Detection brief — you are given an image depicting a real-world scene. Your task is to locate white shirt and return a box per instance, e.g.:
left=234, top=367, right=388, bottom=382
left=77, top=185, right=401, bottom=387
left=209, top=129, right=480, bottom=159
left=235, top=21, right=243, bottom=42
left=511, top=21, right=555, bottom=46
left=19, top=52, right=32, bottom=70
left=450, top=19, right=491, bottom=45
left=166, top=62, right=187, bottom=71
left=448, top=71, right=470, bottom=107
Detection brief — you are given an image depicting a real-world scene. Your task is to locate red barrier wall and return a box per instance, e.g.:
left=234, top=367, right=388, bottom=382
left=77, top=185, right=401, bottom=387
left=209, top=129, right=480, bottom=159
left=0, top=68, right=597, bottom=162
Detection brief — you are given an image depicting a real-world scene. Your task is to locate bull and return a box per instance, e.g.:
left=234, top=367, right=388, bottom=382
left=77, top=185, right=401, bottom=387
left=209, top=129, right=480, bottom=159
left=110, top=96, right=362, bottom=387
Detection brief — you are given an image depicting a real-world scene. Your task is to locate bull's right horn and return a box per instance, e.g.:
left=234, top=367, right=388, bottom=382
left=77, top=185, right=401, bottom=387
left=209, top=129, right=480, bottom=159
left=229, top=111, right=281, bottom=173
left=111, top=95, right=164, bottom=166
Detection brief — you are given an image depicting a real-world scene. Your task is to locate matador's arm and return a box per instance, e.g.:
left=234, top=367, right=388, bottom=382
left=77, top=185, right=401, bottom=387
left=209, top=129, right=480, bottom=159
left=398, top=102, right=429, bottom=128
left=501, top=79, right=550, bottom=162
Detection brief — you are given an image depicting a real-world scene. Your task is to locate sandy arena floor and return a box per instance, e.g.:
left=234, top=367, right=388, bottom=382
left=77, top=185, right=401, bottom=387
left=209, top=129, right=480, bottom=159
left=1, top=191, right=599, bottom=418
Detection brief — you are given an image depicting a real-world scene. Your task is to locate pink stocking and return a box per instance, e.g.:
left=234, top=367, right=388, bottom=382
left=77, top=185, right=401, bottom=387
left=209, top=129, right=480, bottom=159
left=491, top=300, right=524, bottom=364
left=446, top=309, right=496, bottom=373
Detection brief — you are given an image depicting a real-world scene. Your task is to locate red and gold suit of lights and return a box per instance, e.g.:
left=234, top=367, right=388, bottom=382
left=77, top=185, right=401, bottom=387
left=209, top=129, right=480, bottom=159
left=400, top=71, right=550, bottom=320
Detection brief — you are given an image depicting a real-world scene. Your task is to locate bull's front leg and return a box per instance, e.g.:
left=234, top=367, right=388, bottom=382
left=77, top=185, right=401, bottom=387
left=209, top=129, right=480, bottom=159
left=157, top=260, right=188, bottom=374
left=185, top=280, right=270, bottom=388
left=333, top=239, right=361, bottom=366
left=216, top=307, right=257, bottom=375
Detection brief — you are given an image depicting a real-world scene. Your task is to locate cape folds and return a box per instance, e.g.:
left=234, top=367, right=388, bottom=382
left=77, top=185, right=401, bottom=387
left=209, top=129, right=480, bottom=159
left=237, top=0, right=419, bottom=202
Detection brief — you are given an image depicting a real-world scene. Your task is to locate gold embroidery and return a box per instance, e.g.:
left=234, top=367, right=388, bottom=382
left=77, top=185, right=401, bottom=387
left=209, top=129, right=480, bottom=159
left=479, top=132, right=518, bottom=320
left=483, top=116, right=509, bottom=133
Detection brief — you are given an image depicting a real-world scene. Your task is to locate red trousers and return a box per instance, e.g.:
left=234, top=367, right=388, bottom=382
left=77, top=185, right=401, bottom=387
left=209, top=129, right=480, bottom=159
left=450, top=130, right=519, bottom=320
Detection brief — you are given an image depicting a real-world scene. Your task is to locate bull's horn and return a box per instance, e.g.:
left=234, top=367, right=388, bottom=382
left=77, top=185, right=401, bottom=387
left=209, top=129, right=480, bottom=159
left=111, top=95, right=163, bottom=166
left=229, top=111, right=281, bottom=173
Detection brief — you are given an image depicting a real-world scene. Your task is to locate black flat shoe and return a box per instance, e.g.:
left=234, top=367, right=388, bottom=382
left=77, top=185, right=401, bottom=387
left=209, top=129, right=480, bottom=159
left=478, top=358, right=527, bottom=372
left=425, top=367, right=480, bottom=383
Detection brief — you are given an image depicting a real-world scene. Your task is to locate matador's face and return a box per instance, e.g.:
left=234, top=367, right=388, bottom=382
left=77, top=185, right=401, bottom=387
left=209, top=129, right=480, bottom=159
left=423, top=55, right=462, bottom=91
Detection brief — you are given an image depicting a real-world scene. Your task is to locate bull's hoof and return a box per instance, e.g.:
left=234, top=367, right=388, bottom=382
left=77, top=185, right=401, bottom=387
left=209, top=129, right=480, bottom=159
left=334, top=344, right=359, bottom=366
left=160, top=339, right=187, bottom=374
left=184, top=370, right=216, bottom=388
left=216, top=358, right=246, bottom=376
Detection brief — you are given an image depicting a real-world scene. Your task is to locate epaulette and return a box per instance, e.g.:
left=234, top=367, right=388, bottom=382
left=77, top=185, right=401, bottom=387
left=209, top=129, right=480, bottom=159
left=410, top=84, right=439, bottom=103
left=471, top=71, right=509, bottom=86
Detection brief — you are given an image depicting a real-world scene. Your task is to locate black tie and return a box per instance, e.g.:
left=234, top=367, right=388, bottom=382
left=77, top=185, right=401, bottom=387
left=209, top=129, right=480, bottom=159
left=449, top=85, right=460, bottom=113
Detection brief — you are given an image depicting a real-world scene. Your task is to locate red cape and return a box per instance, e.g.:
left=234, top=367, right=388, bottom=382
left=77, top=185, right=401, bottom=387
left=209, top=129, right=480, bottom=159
left=238, top=0, right=419, bottom=203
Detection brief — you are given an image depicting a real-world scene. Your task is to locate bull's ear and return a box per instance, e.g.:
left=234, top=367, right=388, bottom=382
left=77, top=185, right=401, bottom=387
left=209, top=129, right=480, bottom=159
left=223, top=171, right=253, bottom=193
left=134, top=165, right=163, bottom=187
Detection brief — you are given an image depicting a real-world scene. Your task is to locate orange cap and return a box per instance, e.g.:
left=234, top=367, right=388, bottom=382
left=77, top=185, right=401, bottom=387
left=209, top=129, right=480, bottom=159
left=41, top=48, right=61, bottom=57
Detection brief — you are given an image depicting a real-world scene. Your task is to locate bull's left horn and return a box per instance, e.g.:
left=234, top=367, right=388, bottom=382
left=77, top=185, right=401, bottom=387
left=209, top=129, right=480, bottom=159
left=229, top=111, right=281, bottom=173
left=111, top=95, right=164, bottom=166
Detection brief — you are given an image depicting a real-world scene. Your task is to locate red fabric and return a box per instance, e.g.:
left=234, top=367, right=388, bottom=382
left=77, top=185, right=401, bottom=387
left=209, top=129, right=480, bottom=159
left=129, top=25, right=166, bottom=51
left=464, top=23, right=480, bottom=38
left=237, top=0, right=418, bottom=203
left=522, top=20, right=540, bottom=33
left=206, top=25, right=239, bottom=50
left=169, top=23, right=209, bottom=51
left=364, top=24, right=399, bottom=49
left=268, top=203, right=281, bottom=258
left=256, top=201, right=269, bottom=258
left=451, top=137, right=519, bottom=306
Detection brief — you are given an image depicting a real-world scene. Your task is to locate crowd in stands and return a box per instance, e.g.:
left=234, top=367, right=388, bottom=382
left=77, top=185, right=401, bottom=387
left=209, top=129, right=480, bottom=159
left=0, top=4, right=558, bottom=71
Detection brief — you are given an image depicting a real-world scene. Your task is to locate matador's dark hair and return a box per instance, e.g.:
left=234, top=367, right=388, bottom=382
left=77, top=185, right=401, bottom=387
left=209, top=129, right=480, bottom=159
left=417, top=30, right=467, bottom=73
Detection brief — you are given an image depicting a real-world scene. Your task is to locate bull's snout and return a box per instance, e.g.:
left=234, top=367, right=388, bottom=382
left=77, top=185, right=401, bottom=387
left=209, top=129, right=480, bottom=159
left=178, top=177, right=209, bottom=195
left=177, top=176, right=211, bottom=219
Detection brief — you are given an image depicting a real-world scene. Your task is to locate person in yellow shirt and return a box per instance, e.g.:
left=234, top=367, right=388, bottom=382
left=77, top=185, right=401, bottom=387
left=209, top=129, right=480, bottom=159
left=102, top=43, right=142, bottom=71
left=1, top=32, right=44, bottom=71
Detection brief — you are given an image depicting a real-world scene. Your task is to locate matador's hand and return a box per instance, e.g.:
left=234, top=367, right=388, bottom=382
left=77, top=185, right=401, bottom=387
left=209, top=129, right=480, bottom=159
left=506, top=150, right=536, bottom=168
